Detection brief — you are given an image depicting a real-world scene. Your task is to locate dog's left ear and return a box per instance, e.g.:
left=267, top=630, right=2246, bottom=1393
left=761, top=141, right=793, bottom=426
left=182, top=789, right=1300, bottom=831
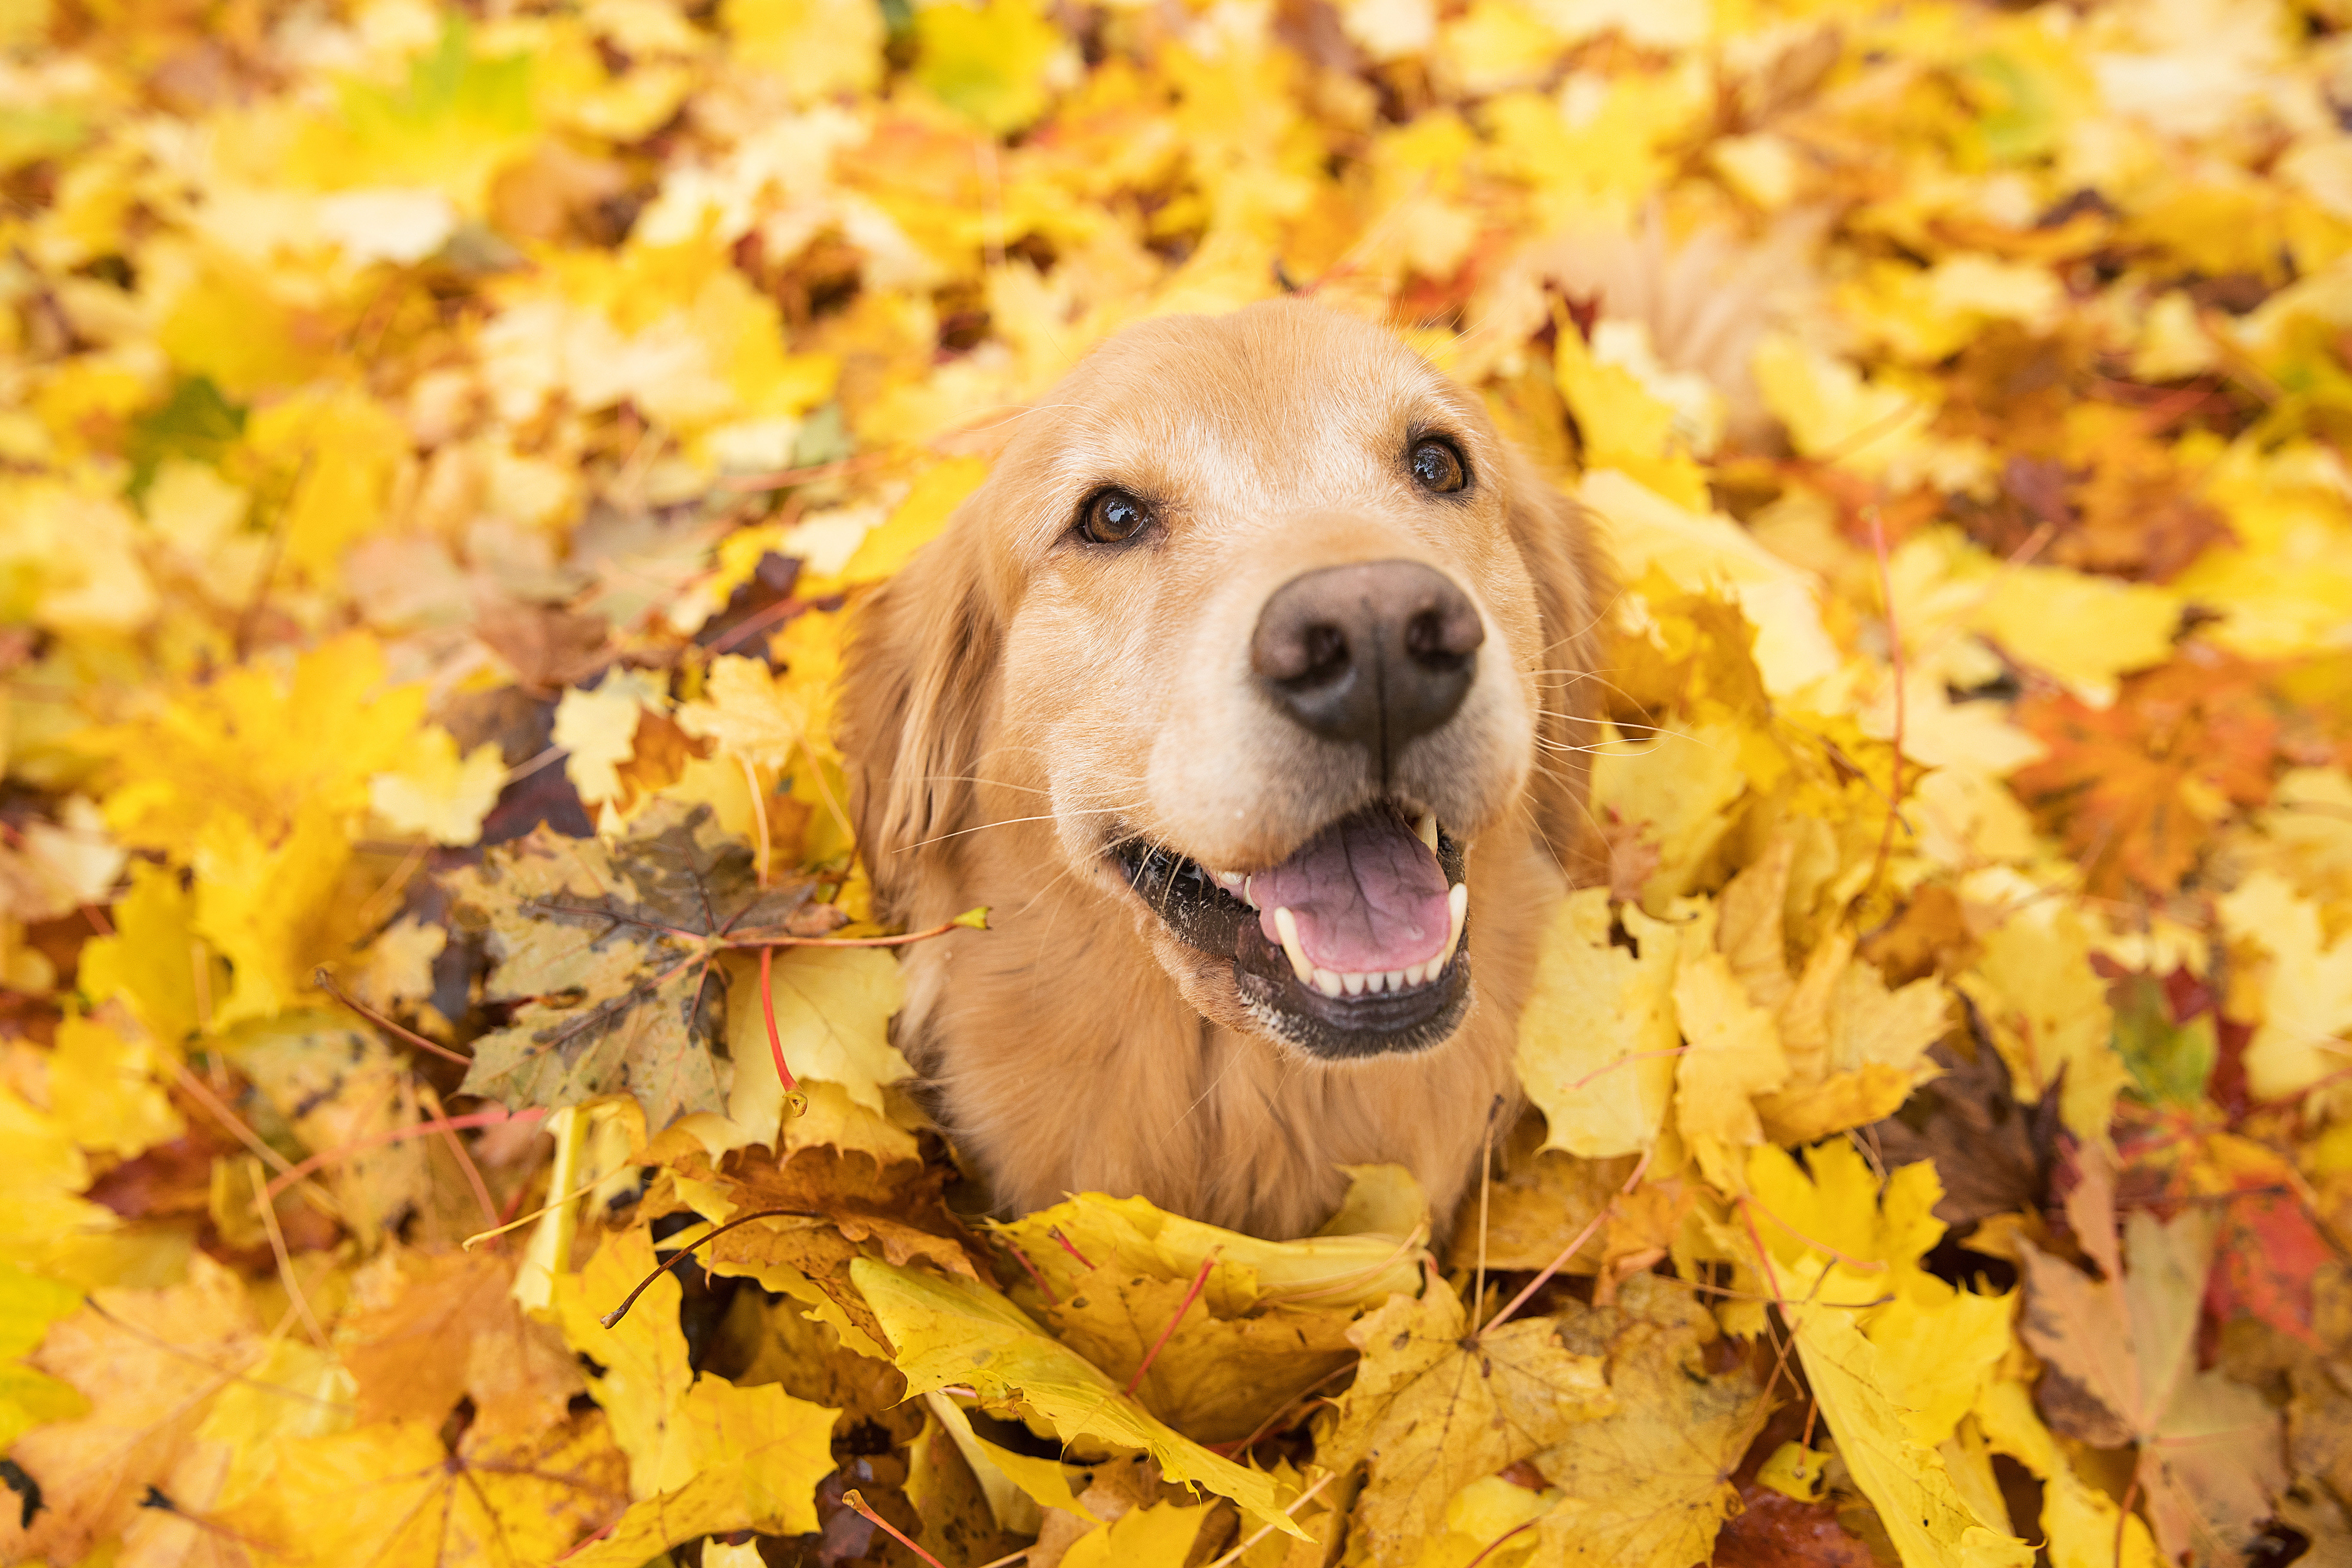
left=833, top=514, right=1003, bottom=922
left=1500, top=447, right=1614, bottom=879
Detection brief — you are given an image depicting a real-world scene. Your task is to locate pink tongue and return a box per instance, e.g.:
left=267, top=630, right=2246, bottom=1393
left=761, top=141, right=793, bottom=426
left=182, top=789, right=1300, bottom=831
left=1253, top=811, right=1450, bottom=974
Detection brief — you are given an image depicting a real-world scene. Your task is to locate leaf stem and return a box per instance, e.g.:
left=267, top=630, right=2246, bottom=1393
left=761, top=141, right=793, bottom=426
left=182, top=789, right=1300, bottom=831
left=1200, top=1472, right=1335, bottom=1568
left=723, top=916, right=973, bottom=950
left=262, top=1107, right=546, bottom=1201
left=314, top=965, right=473, bottom=1066
left=1047, top=1227, right=1096, bottom=1271
left=1478, top=1202, right=1612, bottom=1340
left=758, top=943, right=798, bottom=1097
left=1123, top=1246, right=1219, bottom=1397
left=841, top=1489, right=948, bottom=1568
left=598, top=1207, right=823, bottom=1329
left=1868, top=502, right=1907, bottom=891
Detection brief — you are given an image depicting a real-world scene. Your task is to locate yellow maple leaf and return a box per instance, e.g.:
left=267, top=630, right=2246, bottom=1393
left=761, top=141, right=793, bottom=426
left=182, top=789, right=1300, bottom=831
left=836, top=455, right=992, bottom=588
left=851, top=1257, right=1310, bottom=1538
left=0, top=1263, right=88, bottom=1452
left=96, top=631, right=429, bottom=853
left=208, top=1415, right=629, bottom=1567
left=1672, top=913, right=1791, bottom=1184
left=1318, top=1285, right=1614, bottom=1559
left=1781, top=1304, right=2034, bottom=1568
left=0, top=1256, right=255, bottom=1564
left=1515, top=890, right=1685, bottom=1158
left=992, top=1178, right=1427, bottom=1315
left=1060, top=1497, right=1214, bottom=1568
left=2216, top=870, right=2352, bottom=1102
left=46, top=1008, right=181, bottom=1158
left=368, top=726, right=508, bottom=845
left=722, top=0, right=884, bottom=100
left=76, top=859, right=217, bottom=1047
left=676, top=652, right=814, bottom=772
left=551, top=1227, right=838, bottom=1514
left=1528, top=1276, right=1766, bottom=1568
left=1957, top=895, right=2129, bottom=1145
left=722, top=943, right=914, bottom=1131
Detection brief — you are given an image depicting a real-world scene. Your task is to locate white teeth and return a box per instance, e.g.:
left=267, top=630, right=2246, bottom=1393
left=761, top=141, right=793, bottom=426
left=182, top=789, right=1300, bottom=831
left=1415, top=808, right=1439, bottom=855
left=1383, top=968, right=1404, bottom=992
left=1273, top=906, right=1314, bottom=983
left=1243, top=876, right=1256, bottom=908
left=1313, top=968, right=1343, bottom=998
left=1442, top=882, right=1468, bottom=966
left=1404, top=961, right=1425, bottom=987
left=1217, top=871, right=1245, bottom=890
left=1341, top=970, right=1366, bottom=996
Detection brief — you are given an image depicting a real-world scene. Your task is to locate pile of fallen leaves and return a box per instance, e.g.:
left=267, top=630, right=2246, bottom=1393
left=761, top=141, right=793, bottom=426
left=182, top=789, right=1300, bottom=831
left=5, top=0, right=2352, bottom=1562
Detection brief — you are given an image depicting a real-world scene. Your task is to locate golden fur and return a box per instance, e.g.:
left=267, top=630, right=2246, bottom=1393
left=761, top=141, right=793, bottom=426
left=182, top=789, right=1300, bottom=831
left=836, top=298, right=1609, bottom=1240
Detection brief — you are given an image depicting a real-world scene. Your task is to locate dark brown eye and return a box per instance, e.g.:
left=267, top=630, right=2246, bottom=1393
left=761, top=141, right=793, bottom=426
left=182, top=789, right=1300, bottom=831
left=1078, top=487, right=1151, bottom=544
left=1409, top=438, right=1468, bottom=494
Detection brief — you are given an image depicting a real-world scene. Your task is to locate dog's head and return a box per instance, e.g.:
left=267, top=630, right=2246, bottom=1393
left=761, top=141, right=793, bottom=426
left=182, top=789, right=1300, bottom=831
left=837, top=298, right=1607, bottom=1061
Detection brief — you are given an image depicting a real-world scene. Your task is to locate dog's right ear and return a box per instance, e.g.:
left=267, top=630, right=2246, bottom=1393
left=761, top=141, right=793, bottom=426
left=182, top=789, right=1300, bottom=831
left=833, top=515, right=1002, bottom=918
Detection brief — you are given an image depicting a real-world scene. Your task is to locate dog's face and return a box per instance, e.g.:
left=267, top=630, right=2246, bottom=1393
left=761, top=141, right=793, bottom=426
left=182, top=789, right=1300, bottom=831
left=840, top=298, right=1603, bottom=1063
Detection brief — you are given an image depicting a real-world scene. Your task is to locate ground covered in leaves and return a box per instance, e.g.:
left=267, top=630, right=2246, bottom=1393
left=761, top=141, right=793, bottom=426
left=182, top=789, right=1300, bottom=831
left=5, top=0, right=2352, bottom=1563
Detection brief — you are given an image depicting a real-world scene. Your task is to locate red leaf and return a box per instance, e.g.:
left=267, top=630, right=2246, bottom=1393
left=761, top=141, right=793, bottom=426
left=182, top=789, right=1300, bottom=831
left=2207, top=1190, right=2331, bottom=1347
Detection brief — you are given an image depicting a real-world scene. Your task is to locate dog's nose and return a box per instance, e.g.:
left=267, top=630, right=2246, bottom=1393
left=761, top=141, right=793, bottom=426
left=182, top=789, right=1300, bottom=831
left=1250, top=560, right=1484, bottom=755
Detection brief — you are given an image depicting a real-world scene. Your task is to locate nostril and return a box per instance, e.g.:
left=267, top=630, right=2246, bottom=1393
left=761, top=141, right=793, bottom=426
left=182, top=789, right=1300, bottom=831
left=1403, top=609, right=1453, bottom=668
left=1297, top=623, right=1349, bottom=685
left=1403, top=601, right=1482, bottom=668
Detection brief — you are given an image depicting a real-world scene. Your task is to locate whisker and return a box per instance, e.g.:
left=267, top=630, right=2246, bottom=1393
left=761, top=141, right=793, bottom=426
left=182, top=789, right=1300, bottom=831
left=903, top=803, right=1145, bottom=852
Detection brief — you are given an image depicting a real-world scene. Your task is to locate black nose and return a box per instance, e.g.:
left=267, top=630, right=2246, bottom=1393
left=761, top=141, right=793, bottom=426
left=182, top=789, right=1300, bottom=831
left=1250, top=560, right=1484, bottom=757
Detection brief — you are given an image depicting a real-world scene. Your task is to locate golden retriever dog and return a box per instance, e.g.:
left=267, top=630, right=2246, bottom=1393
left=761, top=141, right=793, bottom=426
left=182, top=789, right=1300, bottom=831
left=836, top=298, right=1608, bottom=1240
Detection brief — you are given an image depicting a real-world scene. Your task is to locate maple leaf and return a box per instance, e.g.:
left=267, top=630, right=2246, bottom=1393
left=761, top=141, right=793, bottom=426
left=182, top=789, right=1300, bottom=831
left=0, top=1264, right=86, bottom=1452
left=1319, top=1286, right=1615, bottom=1557
left=850, top=1257, right=1310, bottom=1539
left=552, top=1226, right=838, bottom=1517
left=205, top=1414, right=630, bottom=1567
left=342, top=1248, right=583, bottom=1439
left=2018, top=1198, right=2287, bottom=1564
left=445, top=800, right=832, bottom=1126
left=1868, top=1033, right=2065, bottom=1233
left=0, top=1255, right=258, bottom=1564
left=2013, top=652, right=2282, bottom=899
left=1527, top=1275, right=1767, bottom=1568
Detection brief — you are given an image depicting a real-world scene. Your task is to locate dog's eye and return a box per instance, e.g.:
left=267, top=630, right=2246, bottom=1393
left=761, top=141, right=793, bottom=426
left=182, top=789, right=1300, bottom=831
left=1078, top=488, right=1152, bottom=545
left=1409, top=438, right=1469, bottom=495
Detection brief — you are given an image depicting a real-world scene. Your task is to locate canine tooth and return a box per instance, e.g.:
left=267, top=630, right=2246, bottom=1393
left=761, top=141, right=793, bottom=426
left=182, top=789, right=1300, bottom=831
left=1342, top=970, right=1366, bottom=996
left=1441, top=882, right=1469, bottom=966
left=1415, top=808, right=1439, bottom=854
left=1243, top=876, right=1256, bottom=908
left=1313, top=968, right=1343, bottom=998
left=1273, top=907, right=1314, bottom=983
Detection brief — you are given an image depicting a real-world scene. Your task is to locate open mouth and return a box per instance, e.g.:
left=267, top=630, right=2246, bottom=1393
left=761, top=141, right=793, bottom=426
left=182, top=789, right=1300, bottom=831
left=1111, top=801, right=1472, bottom=1059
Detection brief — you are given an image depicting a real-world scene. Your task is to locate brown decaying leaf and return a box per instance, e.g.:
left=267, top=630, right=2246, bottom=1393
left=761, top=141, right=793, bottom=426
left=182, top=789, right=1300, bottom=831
left=1866, top=1027, right=2063, bottom=1233
left=2018, top=1181, right=2288, bottom=1564
left=446, top=801, right=823, bottom=1126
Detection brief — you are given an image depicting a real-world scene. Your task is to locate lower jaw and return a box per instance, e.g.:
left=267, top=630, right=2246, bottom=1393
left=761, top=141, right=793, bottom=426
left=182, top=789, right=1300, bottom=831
left=1229, top=936, right=1474, bottom=1060
left=1113, top=824, right=1474, bottom=1061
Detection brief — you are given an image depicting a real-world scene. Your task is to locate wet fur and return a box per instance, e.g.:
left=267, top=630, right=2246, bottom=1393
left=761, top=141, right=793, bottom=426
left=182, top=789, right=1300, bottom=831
left=836, top=299, right=1610, bottom=1240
